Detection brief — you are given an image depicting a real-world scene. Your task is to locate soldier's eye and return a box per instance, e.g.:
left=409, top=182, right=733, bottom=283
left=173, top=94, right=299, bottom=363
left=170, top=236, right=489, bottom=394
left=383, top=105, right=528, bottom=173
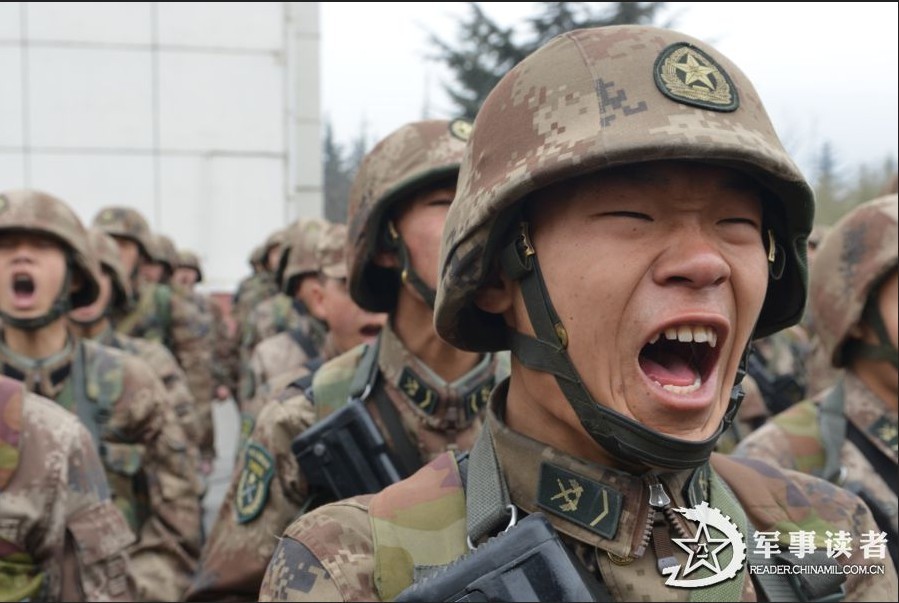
left=719, top=217, right=760, bottom=230
left=601, top=211, right=653, bottom=221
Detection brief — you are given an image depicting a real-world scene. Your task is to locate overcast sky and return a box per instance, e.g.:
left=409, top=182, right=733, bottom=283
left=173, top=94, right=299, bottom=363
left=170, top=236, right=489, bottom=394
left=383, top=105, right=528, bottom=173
left=320, top=2, right=898, bottom=180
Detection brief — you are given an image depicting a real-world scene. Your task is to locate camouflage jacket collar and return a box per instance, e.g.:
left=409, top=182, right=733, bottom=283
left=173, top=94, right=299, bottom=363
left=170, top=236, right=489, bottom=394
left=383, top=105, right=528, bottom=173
left=843, top=372, right=898, bottom=462
left=377, top=322, right=496, bottom=431
left=0, top=331, right=76, bottom=399
left=487, top=382, right=710, bottom=560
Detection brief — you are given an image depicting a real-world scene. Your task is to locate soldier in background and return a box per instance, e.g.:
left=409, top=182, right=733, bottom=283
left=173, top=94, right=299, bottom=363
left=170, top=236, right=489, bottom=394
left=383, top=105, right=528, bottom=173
left=185, top=222, right=384, bottom=602
left=0, top=375, right=135, bottom=602
left=0, top=190, right=202, bottom=601
left=236, top=220, right=318, bottom=408
left=69, top=229, right=202, bottom=458
left=142, top=233, right=178, bottom=285
left=261, top=27, right=894, bottom=602
left=231, top=229, right=283, bottom=329
left=736, top=194, right=898, bottom=566
left=175, top=249, right=239, bottom=403
left=242, top=219, right=334, bottom=417
left=92, top=207, right=217, bottom=467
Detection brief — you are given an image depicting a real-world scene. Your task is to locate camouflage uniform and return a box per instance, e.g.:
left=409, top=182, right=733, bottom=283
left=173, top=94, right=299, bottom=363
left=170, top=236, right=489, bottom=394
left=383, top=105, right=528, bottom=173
left=0, top=337, right=203, bottom=601
left=0, top=376, right=135, bottom=602
left=237, top=220, right=329, bottom=409
left=736, top=195, right=898, bottom=557
left=83, top=228, right=201, bottom=450
left=188, top=322, right=504, bottom=602
left=0, top=193, right=202, bottom=601
left=260, top=27, right=896, bottom=601
left=232, top=229, right=285, bottom=329
left=176, top=247, right=238, bottom=404
left=93, top=208, right=217, bottom=460
left=237, top=293, right=313, bottom=404
left=243, top=219, right=334, bottom=416
left=189, top=119, right=507, bottom=601
left=261, top=401, right=892, bottom=602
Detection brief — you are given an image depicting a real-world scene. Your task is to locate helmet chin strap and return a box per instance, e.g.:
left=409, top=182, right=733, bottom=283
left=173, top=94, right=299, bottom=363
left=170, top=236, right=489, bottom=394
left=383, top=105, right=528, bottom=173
left=387, top=220, right=437, bottom=308
left=499, top=222, right=746, bottom=471
left=844, top=295, right=899, bottom=369
left=0, top=266, right=73, bottom=331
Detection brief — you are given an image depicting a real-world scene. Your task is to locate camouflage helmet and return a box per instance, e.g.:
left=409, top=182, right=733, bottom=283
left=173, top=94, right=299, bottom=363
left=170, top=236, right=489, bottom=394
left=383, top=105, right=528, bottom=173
left=149, top=233, right=178, bottom=274
left=282, top=218, right=328, bottom=295
left=0, top=190, right=101, bottom=310
left=316, top=222, right=349, bottom=280
left=92, top=206, right=153, bottom=258
left=347, top=119, right=471, bottom=312
left=436, top=26, right=814, bottom=352
left=248, top=243, right=265, bottom=269
left=809, top=194, right=898, bottom=368
left=263, top=228, right=287, bottom=266
left=86, top=227, right=132, bottom=311
left=177, top=249, right=203, bottom=282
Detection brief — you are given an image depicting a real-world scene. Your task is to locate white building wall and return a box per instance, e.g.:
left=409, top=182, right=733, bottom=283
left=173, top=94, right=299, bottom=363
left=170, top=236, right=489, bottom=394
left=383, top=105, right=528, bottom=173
left=0, top=1, right=322, bottom=292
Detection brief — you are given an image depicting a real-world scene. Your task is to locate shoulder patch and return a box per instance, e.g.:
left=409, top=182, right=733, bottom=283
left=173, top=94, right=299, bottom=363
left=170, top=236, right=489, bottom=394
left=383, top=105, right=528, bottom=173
left=654, top=42, right=739, bottom=112
left=235, top=442, right=276, bottom=524
left=536, top=462, right=622, bottom=540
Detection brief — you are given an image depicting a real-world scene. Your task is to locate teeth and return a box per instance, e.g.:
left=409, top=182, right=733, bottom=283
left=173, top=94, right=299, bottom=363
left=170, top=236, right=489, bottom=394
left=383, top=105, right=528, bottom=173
left=649, top=333, right=659, bottom=344
left=657, top=373, right=702, bottom=394
left=660, top=325, right=717, bottom=348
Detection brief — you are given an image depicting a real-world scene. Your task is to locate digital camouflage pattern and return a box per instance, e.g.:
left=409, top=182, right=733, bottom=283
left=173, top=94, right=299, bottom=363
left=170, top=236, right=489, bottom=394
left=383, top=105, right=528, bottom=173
left=244, top=330, right=338, bottom=421
left=808, top=194, right=898, bottom=368
left=435, top=26, right=814, bottom=352
left=115, top=280, right=217, bottom=459
left=0, top=376, right=135, bottom=602
left=92, top=206, right=154, bottom=259
left=185, top=386, right=318, bottom=602
left=0, top=337, right=203, bottom=602
left=735, top=372, right=897, bottom=537
left=232, top=270, right=279, bottom=329
left=347, top=119, right=469, bottom=312
left=0, top=190, right=101, bottom=309
left=94, top=325, right=202, bottom=458
left=85, top=228, right=202, bottom=450
left=245, top=221, right=350, bottom=417
left=280, top=218, right=328, bottom=296
left=260, top=393, right=897, bottom=602
left=191, top=322, right=506, bottom=601
left=237, top=293, right=314, bottom=406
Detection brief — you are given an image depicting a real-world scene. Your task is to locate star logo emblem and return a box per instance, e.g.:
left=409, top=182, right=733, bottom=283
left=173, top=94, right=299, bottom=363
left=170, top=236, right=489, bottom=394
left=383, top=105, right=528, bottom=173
left=672, top=514, right=732, bottom=576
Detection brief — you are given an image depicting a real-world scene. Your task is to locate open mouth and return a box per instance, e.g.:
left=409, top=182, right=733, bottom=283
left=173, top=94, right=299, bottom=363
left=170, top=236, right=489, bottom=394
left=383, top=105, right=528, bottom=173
left=638, top=324, right=721, bottom=395
left=13, top=273, right=35, bottom=296
left=359, top=323, right=383, bottom=338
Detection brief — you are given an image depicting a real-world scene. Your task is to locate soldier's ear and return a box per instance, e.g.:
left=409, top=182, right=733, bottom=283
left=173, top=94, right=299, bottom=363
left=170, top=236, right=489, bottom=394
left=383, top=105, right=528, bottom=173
left=305, top=277, right=328, bottom=322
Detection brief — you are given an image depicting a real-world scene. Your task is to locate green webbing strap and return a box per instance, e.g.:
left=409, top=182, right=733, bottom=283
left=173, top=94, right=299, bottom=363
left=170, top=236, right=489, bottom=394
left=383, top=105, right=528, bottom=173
left=348, top=335, right=421, bottom=478
left=843, top=302, right=899, bottom=368
left=347, top=338, right=381, bottom=401
left=817, top=383, right=846, bottom=484
left=72, top=342, right=102, bottom=448
left=392, top=227, right=437, bottom=308
left=465, top=427, right=513, bottom=544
